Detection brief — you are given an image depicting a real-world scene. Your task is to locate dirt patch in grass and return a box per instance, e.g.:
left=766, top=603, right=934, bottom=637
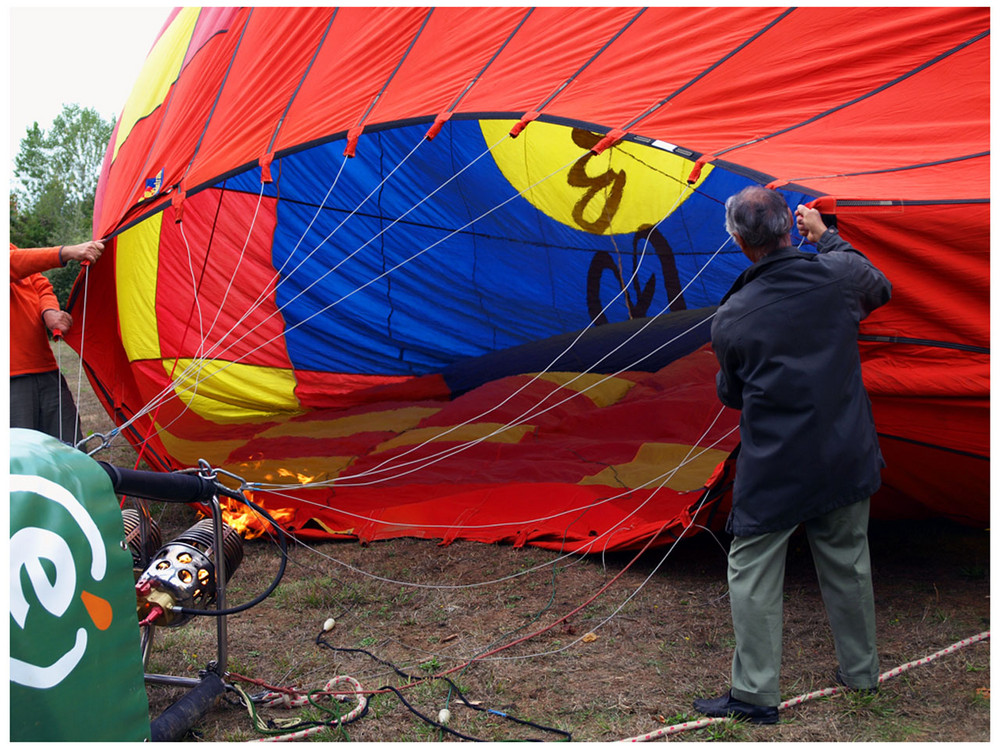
left=62, top=341, right=990, bottom=742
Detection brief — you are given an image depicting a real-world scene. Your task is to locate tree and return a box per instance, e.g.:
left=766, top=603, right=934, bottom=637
left=10, top=104, right=114, bottom=307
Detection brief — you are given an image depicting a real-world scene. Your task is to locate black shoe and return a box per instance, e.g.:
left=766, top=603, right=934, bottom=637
left=834, top=668, right=879, bottom=695
left=692, top=690, right=778, bottom=724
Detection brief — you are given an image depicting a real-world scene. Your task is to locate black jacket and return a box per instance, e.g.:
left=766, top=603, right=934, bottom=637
left=711, top=228, right=892, bottom=536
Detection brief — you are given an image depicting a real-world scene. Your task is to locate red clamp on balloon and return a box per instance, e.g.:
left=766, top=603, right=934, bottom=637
left=259, top=152, right=275, bottom=184
left=425, top=112, right=452, bottom=141
left=687, top=156, right=711, bottom=184
left=590, top=128, right=626, bottom=155
left=344, top=125, right=363, bottom=158
left=171, top=190, right=187, bottom=223
left=509, top=111, right=539, bottom=138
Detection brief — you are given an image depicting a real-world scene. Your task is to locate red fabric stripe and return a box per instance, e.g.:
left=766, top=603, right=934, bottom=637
left=155, top=189, right=290, bottom=368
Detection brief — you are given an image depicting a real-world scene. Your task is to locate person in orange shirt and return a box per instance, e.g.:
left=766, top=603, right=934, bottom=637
left=10, top=240, right=105, bottom=443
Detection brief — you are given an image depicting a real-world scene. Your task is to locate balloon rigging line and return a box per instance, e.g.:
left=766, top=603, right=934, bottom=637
left=180, top=126, right=510, bottom=377
left=198, top=131, right=433, bottom=362
left=239, top=402, right=731, bottom=567
left=315, top=229, right=727, bottom=487
left=115, top=142, right=594, bottom=445
left=373, top=507, right=727, bottom=688
left=477, top=489, right=714, bottom=663
left=426, top=505, right=697, bottom=679
left=245, top=412, right=731, bottom=598
left=193, top=129, right=532, bottom=373
left=305, top=185, right=698, bottom=485
left=101, top=139, right=383, bottom=437
left=255, top=407, right=734, bottom=538
left=143, top=181, right=269, bottom=436
left=208, top=145, right=580, bottom=369
left=55, top=321, right=66, bottom=443
left=180, top=220, right=207, bottom=353
left=254, top=309, right=721, bottom=493
left=113, top=219, right=214, bottom=452
left=107, top=221, right=211, bottom=444
left=231, top=145, right=659, bottom=361
left=100, top=119, right=724, bottom=465
left=173, top=147, right=352, bottom=393
left=122, top=184, right=274, bottom=450
left=199, top=180, right=268, bottom=356
left=271, top=149, right=350, bottom=278
left=249, top=225, right=725, bottom=489
left=177, top=176, right=715, bottom=491
left=90, top=133, right=730, bottom=506
left=219, top=422, right=734, bottom=684
left=125, top=184, right=273, bottom=447
left=109, top=127, right=512, bottom=438
left=351, top=508, right=711, bottom=698
left=72, top=264, right=91, bottom=441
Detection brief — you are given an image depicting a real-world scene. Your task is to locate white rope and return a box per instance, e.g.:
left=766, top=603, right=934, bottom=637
left=104, top=129, right=503, bottom=445
left=237, top=411, right=735, bottom=599
left=200, top=181, right=268, bottom=355
left=56, top=327, right=64, bottom=443
left=182, top=150, right=589, bottom=399
left=93, top=131, right=734, bottom=529
left=299, top=291, right=722, bottom=489
left=289, top=186, right=710, bottom=488
left=180, top=125, right=501, bottom=378
left=254, top=414, right=735, bottom=540
left=101, top=127, right=729, bottom=491
left=242, top=222, right=728, bottom=491
left=245, top=675, right=367, bottom=742
left=197, top=134, right=433, bottom=370
left=143, top=153, right=343, bottom=413
left=250, top=308, right=720, bottom=492
left=620, top=631, right=991, bottom=742
left=272, top=149, right=351, bottom=277
left=140, top=129, right=660, bottom=420
left=479, top=486, right=720, bottom=663
left=117, top=182, right=273, bottom=446
left=179, top=221, right=207, bottom=352
left=71, top=263, right=91, bottom=443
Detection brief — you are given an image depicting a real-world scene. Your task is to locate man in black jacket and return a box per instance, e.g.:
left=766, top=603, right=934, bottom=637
left=693, top=186, right=891, bottom=724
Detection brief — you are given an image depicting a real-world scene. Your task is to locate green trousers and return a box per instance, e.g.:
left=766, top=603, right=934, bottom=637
left=727, top=498, right=879, bottom=706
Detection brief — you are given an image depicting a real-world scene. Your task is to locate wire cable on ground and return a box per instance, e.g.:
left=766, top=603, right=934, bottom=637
left=229, top=675, right=367, bottom=742
left=312, top=637, right=572, bottom=742
left=226, top=489, right=710, bottom=741
left=620, top=630, right=991, bottom=742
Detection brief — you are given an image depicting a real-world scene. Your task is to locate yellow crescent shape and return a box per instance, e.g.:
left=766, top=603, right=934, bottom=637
left=481, top=120, right=712, bottom=236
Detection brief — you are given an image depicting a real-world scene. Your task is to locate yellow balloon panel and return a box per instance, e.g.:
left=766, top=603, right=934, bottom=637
left=580, top=442, right=730, bottom=493
left=481, top=120, right=713, bottom=235
left=112, top=7, right=199, bottom=160
left=165, top=358, right=303, bottom=423
left=116, top=214, right=163, bottom=362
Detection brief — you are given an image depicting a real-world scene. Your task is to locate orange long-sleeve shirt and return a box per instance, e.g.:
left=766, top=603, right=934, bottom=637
left=10, top=243, right=64, bottom=376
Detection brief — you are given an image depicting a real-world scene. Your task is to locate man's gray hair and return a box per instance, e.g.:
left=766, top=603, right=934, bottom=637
left=724, top=186, right=792, bottom=250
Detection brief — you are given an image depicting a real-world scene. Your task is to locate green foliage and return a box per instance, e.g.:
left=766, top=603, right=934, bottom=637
left=10, top=104, right=114, bottom=308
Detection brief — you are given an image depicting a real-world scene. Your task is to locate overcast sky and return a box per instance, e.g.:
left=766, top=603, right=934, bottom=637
left=8, top=5, right=169, bottom=171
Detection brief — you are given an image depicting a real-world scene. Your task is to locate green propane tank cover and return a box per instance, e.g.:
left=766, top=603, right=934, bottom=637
left=9, top=428, right=151, bottom=741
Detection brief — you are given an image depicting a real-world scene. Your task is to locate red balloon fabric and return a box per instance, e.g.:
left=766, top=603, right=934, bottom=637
left=71, top=6, right=988, bottom=548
